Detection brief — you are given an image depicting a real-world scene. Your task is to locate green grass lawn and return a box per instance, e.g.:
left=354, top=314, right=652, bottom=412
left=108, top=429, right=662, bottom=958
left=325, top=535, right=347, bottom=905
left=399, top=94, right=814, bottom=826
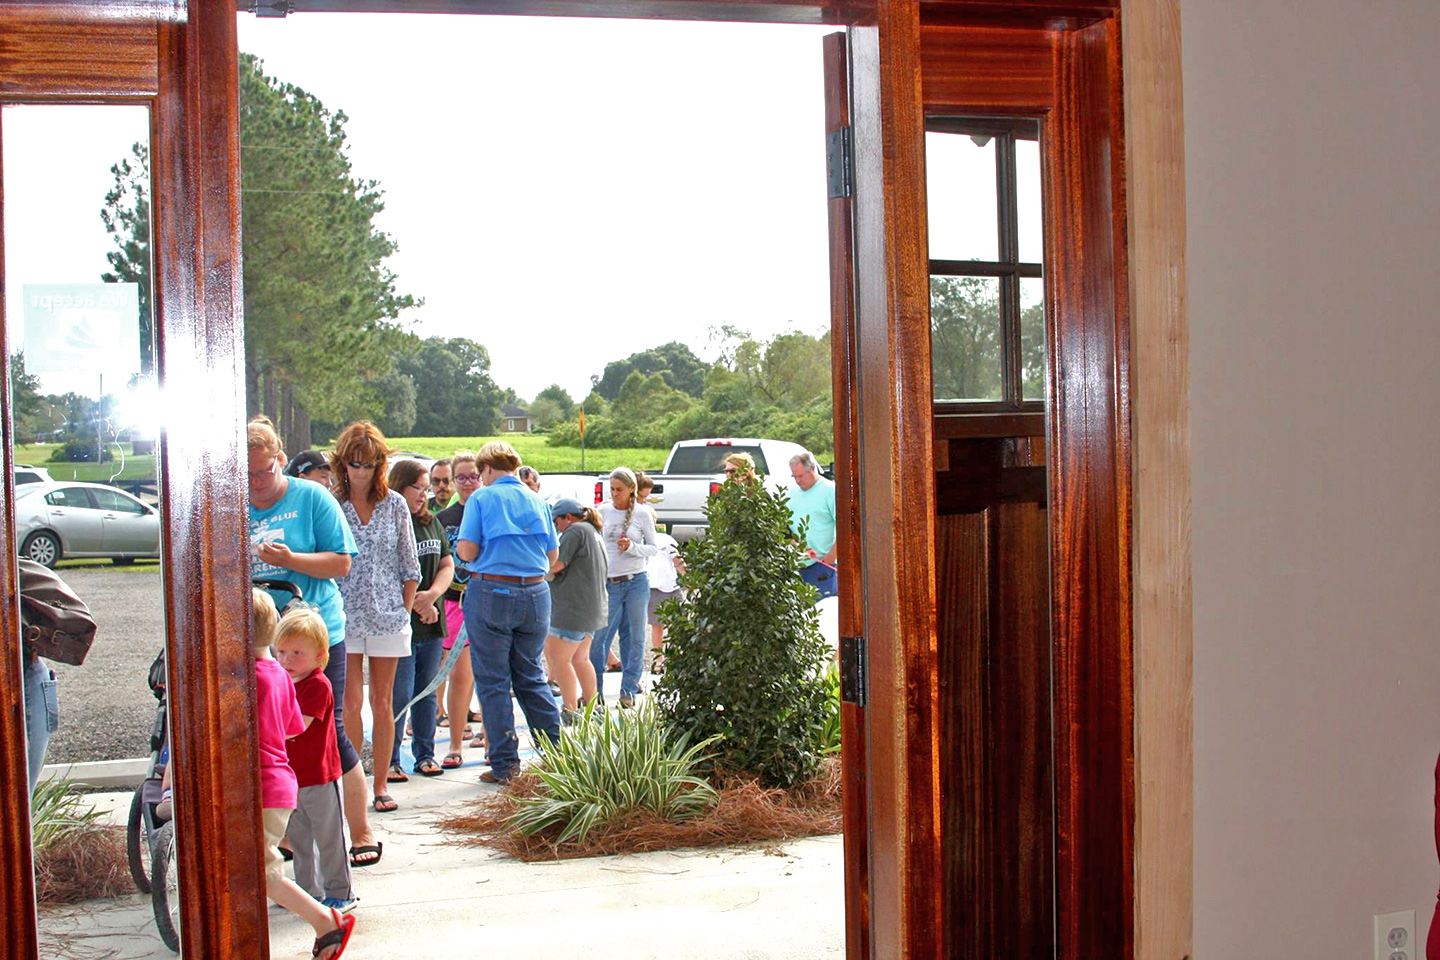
left=389, top=435, right=670, bottom=473
left=17, top=435, right=671, bottom=484
left=15, top=444, right=157, bottom=483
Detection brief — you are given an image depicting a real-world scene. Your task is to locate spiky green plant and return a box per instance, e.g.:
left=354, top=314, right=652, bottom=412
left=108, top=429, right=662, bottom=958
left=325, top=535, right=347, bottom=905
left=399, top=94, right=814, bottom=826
left=508, top=699, right=720, bottom=844
left=30, top=776, right=109, bottom=855
left=818, top=665, right=842, bottom=757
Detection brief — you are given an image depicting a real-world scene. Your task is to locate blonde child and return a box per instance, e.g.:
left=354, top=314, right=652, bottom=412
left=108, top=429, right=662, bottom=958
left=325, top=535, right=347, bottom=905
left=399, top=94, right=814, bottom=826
left=274, top=607, right=356, bottom=911
left=252, top=589, right=356, bottom=959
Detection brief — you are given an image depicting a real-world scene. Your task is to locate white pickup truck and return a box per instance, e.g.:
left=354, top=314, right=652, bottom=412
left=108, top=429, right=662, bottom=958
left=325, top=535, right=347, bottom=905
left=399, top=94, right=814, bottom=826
left=533, top=438, right=812, bottom=541
left=647, top=438, right=809, bottom=541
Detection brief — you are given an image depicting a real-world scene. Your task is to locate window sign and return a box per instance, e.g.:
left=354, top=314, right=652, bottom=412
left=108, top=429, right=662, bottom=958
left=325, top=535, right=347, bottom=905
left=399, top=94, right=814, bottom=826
left=22, top=282, right=142, bottom=377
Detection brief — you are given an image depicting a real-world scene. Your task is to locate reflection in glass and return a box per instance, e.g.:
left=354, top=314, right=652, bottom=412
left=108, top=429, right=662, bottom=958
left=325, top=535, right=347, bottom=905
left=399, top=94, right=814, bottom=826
left=3, top=103, right=173, bottom=952
left=925, top=131, right=997, bottom=262
left=931, top=275, right=1002, bottom=401
left=1016, top=138, right=1043, bottom=265
left=1020, top=277, right=1046, bottom=401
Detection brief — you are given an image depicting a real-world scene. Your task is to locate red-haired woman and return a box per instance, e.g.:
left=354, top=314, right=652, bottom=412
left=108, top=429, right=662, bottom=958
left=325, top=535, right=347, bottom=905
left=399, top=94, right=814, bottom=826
left=332, top=421, right=420, bottom=814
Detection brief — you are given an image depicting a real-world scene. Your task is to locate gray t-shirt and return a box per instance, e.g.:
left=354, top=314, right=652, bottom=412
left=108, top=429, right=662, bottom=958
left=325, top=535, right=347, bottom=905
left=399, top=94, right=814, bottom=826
left=549, top=521, right=609, bottom=633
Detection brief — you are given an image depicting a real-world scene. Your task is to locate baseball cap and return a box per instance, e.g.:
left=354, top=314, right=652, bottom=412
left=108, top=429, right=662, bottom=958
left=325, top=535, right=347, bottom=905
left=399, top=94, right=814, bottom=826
left=551, top=498, right=586, bottom=519
left=285, top=450, right=329, bottom=478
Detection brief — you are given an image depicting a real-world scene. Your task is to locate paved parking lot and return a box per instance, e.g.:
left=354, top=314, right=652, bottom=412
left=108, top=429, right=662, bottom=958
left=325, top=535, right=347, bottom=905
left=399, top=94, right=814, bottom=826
left=43, top=564, right=166, bottom=764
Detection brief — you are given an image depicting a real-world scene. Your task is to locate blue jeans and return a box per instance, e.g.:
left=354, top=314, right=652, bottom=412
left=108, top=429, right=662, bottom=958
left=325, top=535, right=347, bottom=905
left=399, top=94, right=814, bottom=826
left=590, top=573, right=650, bottom=701
left=391, top=635, right=444, bottom=767
left=463, top=579, right=560, bottom=778
left=23, top=656, right=57, bottom=795
left=800, top=562, right=839, bottom=602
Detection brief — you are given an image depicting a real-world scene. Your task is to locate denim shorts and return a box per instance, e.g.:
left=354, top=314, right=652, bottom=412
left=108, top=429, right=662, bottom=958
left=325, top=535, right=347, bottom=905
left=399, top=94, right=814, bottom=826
left=550, top=627, right=591, bottom=643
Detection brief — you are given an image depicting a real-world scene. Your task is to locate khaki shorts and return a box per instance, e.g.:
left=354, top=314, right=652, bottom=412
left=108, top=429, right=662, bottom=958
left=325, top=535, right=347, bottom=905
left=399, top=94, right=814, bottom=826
left=261, top=807, right=292, bottom=883
left=344, top=628, right=412, bottom=658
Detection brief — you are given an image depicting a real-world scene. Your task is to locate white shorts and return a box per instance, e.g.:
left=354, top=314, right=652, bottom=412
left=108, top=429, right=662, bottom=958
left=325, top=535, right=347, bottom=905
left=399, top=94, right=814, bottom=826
left=344, top=628, right=412, bottom=658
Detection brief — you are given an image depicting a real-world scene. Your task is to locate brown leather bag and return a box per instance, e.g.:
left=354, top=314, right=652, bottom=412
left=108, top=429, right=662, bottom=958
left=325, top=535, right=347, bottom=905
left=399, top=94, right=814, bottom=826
left=18, top=559, right=98, bottom=666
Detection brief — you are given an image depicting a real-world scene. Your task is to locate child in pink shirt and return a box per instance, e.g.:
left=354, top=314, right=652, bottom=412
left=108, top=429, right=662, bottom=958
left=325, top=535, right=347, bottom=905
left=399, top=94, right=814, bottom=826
left=253, top=588, right=355, bottom=960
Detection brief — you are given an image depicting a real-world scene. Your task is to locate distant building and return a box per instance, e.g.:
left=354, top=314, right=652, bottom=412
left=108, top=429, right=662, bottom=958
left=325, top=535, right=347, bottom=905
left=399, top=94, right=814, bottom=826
left=500, top=404, right=534, bottom=433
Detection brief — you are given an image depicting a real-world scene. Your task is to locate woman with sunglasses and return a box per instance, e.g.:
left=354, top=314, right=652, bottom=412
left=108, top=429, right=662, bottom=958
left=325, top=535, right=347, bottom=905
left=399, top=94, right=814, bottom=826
left=246, top=417, right=383, bottom=868
left=332, top=421, right=421, bottom=814
left=387, top=458, right=453, bottom=779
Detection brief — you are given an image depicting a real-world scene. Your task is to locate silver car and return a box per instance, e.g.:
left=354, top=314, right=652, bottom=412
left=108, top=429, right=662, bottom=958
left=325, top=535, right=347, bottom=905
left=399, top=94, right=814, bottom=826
left=15, top=481, right=160, bottom=567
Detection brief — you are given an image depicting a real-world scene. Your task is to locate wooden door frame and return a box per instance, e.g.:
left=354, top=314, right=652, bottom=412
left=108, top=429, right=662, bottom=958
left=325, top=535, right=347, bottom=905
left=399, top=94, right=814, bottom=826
left=0, top=2, right=1190, bottom=959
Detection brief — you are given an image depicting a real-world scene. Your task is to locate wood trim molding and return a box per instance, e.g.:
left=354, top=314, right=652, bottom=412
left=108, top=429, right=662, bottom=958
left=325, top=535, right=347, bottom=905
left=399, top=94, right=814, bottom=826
left=153, top=4, right=270, bottom=957
left=1120, top=2, right=1193, bottom=959
left=0, top=6, right=164, bottom=98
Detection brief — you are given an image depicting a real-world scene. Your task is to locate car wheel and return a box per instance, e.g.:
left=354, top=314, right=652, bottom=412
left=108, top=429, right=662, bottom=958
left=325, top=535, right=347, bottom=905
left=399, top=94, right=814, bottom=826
left=22, top=531, right=60, bottom=568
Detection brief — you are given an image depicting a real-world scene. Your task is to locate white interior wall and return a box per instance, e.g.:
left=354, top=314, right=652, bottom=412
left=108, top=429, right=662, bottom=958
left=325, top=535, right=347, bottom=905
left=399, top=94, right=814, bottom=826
left=1183, top=1, right=1440, bottom=955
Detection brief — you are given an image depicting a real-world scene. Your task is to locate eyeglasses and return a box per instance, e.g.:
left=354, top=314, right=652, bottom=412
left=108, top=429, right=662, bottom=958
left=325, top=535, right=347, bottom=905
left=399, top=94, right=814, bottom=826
left=455, top=475, right=481, bottom=485
left=247, top=457, right=278, bottom=480
left=722, top=467, right=737, bottom=476
left=346, top=461, right=378, bottom=471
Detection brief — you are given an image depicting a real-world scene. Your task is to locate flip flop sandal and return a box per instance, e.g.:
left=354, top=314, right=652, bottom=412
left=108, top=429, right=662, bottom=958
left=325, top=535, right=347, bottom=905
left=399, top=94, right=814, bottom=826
left=462, top=724, right=474, bottom=739
left=470, top=733, right=487, bottom=749
left=386, top=764, right=409, bottom=783
left=416, top=758, right=444, bottom=777
left=467, top=709, right=483, bottom=723
left=279, top=845, right=294, bottom=862
left=373, top=794, right=398, bottom=813
left=348, top=842, right=383, bottom=867
left=312, top=907, right=356, bottom=959
left=441, top=752, right=464, bottom=769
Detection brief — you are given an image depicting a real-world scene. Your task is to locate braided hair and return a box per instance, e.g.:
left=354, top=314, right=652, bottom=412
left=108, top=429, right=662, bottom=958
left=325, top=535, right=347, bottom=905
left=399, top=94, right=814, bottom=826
left=609, top=467, right=639, bottom=549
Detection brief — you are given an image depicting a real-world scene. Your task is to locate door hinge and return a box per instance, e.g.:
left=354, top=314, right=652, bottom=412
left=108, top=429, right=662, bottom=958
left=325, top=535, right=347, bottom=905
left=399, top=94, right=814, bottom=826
left=252, top=0, right=290, bottom=17
left=826, top=126, right=853, bottom=200
left=840, top=634, right=867, bottom=706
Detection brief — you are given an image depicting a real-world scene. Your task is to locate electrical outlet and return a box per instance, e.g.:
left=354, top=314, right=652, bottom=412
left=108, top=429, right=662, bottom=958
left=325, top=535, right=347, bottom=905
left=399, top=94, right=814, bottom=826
left=1374, top=910, right=1416, bottom=960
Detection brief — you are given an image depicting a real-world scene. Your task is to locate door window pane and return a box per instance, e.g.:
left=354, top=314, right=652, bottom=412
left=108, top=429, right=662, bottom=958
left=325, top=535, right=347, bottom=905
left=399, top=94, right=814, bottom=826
left=925, top=131, right=997, bottom=262
left=3, top=103, right=173, bottom=953
left=931, top=276, right=1002, bottom=401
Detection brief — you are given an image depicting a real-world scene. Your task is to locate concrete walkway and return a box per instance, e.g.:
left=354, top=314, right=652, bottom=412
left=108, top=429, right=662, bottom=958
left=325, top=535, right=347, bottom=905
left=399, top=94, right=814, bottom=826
left=40, top=683, right=845, bottom=959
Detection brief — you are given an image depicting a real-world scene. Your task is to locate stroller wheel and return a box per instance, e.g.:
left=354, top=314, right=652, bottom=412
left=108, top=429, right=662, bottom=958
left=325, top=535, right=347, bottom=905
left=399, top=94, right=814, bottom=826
left=126, top=784, right=152, bottom=895
left=151, top=821, right=181, bottom=953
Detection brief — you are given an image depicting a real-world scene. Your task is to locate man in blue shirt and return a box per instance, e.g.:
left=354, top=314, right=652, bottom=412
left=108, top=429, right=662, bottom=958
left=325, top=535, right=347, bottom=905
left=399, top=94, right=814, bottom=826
left=786, top=450, right=839, bottom=602
left=456, top=441, right=561, bottom=783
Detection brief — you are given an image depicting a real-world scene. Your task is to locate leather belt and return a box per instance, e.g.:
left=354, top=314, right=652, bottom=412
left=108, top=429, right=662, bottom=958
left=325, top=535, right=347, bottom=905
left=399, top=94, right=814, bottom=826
left=480, top=574, right=544, bottom=584
left=608, top=574, right=637, bottom=583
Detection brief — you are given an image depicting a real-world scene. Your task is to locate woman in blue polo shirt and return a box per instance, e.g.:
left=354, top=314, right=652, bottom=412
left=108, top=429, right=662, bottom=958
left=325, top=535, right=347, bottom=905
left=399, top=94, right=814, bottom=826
left=455, top=441, right=562, bottom=784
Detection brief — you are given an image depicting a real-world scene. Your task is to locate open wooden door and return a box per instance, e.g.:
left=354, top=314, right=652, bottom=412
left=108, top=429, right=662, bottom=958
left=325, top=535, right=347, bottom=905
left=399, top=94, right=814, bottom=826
left=821, top=29, right=870, bottom=960
left=0, top=5, right=267, bottom=959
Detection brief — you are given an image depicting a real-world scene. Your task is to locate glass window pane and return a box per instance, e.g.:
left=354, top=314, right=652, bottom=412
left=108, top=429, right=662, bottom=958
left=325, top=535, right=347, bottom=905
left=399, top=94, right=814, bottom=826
left=931, top=275, right=1002, bottom=402
left=1016, top=138, right=1043, bottom=264
left=1020, top=277, right=1046, bottom=401
left=925, top=131, right=997, bottom=262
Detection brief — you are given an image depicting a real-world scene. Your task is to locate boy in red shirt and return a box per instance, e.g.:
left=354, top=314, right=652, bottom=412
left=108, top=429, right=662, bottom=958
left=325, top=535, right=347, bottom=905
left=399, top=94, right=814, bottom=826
left=274, top=607, right=356, bottom=911
left=253, top=589, right=356, bottom=959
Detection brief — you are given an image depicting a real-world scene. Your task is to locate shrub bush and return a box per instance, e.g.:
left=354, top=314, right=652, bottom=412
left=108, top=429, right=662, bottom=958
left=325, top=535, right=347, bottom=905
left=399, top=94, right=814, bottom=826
left=507, top=699, right=719, bottom=844
left=655, top=476, right=831, bottom=787
left=48, top=440, right=113, bottom=463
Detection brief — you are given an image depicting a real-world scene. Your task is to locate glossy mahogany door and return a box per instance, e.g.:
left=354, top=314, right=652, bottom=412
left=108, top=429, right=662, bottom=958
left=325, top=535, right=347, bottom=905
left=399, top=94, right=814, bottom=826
left=0, top=5, right=268, bottom=960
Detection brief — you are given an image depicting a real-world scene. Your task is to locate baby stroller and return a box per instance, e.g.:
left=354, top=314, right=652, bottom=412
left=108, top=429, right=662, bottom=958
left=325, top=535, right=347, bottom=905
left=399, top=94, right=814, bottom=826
left=125, top=578, right=302, bottom=953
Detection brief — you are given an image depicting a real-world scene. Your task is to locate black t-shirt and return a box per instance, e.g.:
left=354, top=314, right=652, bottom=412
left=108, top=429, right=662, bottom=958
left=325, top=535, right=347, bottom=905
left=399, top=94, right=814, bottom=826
left=436, top=500, right=470, bottom=602
left=411, top=512, right=451, bottom=640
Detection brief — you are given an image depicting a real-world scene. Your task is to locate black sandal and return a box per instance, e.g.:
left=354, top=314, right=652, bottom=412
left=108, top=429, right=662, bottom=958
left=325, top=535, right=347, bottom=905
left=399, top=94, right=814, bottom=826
left=312, top=907, right=356, bottom=958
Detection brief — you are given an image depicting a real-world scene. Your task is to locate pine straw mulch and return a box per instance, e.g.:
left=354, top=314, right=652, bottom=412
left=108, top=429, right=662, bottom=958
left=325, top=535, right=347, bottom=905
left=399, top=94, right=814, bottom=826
left=35, top=824, right=132, bottom=906
left=437, top=757, right=842, bottom=862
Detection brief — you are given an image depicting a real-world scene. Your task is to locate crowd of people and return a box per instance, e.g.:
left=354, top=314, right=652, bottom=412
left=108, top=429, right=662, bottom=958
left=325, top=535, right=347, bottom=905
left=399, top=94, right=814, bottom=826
left=243, top=416, right=837, bottom=959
